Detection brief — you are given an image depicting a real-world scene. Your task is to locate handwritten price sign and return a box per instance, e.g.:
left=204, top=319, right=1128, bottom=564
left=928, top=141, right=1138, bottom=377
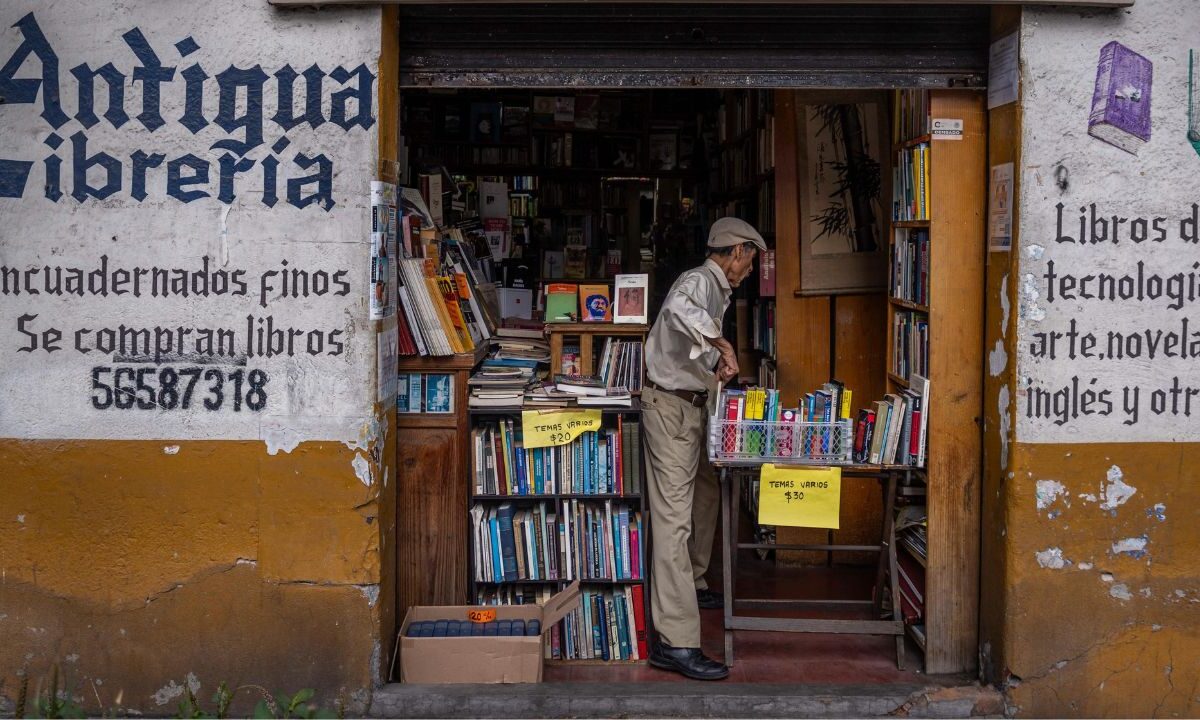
left=757, top=465, right=842, bottom=529
left=521, top=409, right=603, bottom=449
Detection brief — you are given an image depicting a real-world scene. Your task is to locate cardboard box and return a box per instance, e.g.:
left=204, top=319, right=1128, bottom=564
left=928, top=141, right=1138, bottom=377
left=398, top=580, right=580, bottom=683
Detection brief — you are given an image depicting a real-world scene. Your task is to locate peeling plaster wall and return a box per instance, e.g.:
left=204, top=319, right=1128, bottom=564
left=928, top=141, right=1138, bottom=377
left=997, top=3, right=1200, bottom=716
left=0, top=1, right=388, bottom=713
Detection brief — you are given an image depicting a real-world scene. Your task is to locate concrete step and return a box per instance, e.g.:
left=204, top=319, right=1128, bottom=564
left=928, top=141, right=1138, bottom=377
left=369, top=680, right=1001, bottom=719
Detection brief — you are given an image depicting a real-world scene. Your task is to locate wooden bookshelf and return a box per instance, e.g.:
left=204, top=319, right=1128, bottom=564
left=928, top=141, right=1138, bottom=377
left=884, top=90, right=985, bottom=674
left=466, top=405, right=650, bottom=663
left=546, top=322, right=649, bottom=378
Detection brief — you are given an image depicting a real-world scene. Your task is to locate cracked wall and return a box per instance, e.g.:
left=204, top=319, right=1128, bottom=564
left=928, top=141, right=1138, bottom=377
left=984, top=3, right=1200, bottom=716
left=0, top=0, right=392, bottom=714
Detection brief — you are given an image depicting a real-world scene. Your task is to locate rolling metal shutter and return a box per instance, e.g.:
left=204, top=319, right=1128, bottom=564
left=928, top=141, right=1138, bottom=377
left=398, top=4, right=990, bottom=88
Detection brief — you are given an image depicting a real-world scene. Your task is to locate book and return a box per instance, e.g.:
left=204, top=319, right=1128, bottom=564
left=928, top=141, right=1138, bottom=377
left=613, top=274, right=648, bottom=325
left=564, top=245, right=588, bottom=279
left=545, top=283, right=578, bottom=323
left=1088, top=41, right=1153, bottom=155
left=555, top=374, right=607, bottom=396
left=578, top=284, right=612, bottom=322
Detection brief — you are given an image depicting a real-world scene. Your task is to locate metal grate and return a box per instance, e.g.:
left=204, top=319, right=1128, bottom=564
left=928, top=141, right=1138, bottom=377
left=708, top=418, right=853, bottom=464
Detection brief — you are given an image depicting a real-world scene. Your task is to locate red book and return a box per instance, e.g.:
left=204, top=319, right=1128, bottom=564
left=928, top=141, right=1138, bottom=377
left=722, top=395, right=740, bottom=453
left=908, top=410, right=922, bottom=459
left=629, top=520, right=640, bottom=578
left=630, top=583, right=649, bottom=659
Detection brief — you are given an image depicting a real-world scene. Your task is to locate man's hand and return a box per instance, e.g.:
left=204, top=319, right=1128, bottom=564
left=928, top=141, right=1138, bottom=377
left=716, top=356, right=738, bottom=382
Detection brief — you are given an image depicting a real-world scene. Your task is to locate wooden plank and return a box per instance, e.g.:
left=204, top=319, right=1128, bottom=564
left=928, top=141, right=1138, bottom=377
left=924, top=90, right=986, bottom=675
left=728, top=616, right=903, bottom=636
left=977, top=4, right=1022, bottom=686
left=276, top=0, right=1132, bottom=6
left=772, top=90, right=832, bottom=567
left=833, top=293, right=888, bottom=566
left=396, top=426, right=468, bottom=614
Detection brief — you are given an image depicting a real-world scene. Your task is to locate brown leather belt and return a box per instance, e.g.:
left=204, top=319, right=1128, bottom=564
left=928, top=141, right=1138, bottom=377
left=646, top=379, right=708, bottom=408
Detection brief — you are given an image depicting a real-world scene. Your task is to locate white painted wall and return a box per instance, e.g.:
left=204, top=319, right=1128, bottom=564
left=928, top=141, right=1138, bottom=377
left=0, top=1, right=380, bottom=446
left=1016, top=1, right=1200, bottom=443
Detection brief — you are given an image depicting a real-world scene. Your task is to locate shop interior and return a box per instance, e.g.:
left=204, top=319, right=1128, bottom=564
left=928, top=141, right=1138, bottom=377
left=392, top=84, right=984, bottom=684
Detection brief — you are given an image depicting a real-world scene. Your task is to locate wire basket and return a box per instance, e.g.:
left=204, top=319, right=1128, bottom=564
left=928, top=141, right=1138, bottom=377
left=707, top=417, right=854, bottom=464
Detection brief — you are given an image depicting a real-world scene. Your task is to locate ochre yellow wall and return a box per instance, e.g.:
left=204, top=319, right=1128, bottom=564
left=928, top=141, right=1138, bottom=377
left=0, top=439, right=388, bottom=713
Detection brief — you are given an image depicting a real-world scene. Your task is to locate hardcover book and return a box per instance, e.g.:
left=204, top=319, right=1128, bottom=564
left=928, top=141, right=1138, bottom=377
left=1088, top=41, right=1153, bottom=155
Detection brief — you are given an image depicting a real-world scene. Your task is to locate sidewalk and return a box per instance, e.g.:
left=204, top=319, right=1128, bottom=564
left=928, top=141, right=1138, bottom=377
left=369, top=680, right=1005, bottom=719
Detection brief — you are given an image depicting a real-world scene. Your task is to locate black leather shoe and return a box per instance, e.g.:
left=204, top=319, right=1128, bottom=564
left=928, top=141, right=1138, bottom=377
left=696, top=588, right=724, bottom=609
left=648, top=640, right=730, bottom=680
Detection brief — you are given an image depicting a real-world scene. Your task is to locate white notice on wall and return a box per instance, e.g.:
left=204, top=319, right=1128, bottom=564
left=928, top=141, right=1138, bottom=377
left=988, top=163, right=1014, bottom=252
left=931, top=118, right=964, bottom=140
left=988, top=32, right=1020, bottom=109
left=377, top=317, right=399, bottom=404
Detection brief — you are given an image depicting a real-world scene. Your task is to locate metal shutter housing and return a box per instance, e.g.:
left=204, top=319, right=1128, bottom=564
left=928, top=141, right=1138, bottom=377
left=398, top=4, right=990, bottom=88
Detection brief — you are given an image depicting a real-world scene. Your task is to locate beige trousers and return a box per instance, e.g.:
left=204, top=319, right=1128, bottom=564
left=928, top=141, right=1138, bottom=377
left=642, top=385, right=720, bottom=648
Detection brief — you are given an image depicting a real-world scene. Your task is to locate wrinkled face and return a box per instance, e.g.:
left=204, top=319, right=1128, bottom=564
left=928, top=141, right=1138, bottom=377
left=727, top=245, right=758, bottom=287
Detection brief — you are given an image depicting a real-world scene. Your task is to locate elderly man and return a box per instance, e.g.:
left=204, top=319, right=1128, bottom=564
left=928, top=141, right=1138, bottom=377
left=642, top=217, right=764, bottom=680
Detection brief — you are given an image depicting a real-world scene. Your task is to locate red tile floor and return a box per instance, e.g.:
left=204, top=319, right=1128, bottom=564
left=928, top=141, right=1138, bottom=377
left=544, top=555, right=926, bottom=685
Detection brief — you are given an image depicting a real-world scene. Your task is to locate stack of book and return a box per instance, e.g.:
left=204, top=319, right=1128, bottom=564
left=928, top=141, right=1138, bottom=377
left=396, top=234, right=496, bottom=357
left=555, top=374, right=632, bottom=408
left=468, top=363, right=538, bottom=409
left=851, top=374, right=930, bottom=466
left=471, top=419, right=641, bottom=496
left=470, top=500, right=643, bottom=582
left=492, top=327, right=551, bottom=364
left=596, top=340, right=643, bottom=393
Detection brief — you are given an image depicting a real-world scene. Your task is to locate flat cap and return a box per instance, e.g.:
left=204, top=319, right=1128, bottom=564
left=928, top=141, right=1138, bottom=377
left=707, top=217, right=766, bottom=252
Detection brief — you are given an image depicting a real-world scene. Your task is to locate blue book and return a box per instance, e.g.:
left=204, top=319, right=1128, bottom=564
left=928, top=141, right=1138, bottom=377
left=596, top=595, right=610, bottom=661
left=488, top=512, right=503, bottom=580
left=496, top=503, right=518, bottom=582
left=613, top=593, right=630, bottom=660
left=612, top=509, right=623, bottom=579
left=533, top=448, right=543, bottom=494
left=591, top=594, right=606, bottom=659
left=513, top=443, right=527, bottom=495
left=598, top=435, right=607, bottom=495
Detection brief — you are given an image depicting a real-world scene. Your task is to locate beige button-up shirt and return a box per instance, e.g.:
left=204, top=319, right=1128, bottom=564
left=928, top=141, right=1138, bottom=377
left=645, top=259, right=732, bottom=393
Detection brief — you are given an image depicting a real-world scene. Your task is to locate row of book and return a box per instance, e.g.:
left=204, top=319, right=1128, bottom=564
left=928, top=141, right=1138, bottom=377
left=470, top=500, right=644, bottom=582
left=473, top=584, right=649, bottom=662
left=893, top=143, right=931, bottom=223
left=471, top=419, right=641, bottom=496
left=717, top=89, right=773, bottom=145
left=851, top=375, right=929, bottom=467
left=596, top=339, right=644, bottom=393
left=892, top=310, right=930, bottom=380
left=413, top=143, right=530, bottom=169
left=751, top=300, right=776, bottom=360
left=396, top=234, right=497, bottom=357
left=716, top=382, right=853, bottom=459
left=892, top=89, right=932, bottom=146
left=891, top=228, right=930, bottom=307
left=510, top=193, right=539, bottom=218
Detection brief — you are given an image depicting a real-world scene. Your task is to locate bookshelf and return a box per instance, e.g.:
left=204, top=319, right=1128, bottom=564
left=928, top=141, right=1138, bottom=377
left=884, top=89, right=985, bottom=673
left=710, top=90, right=777, bottom=388
left=466, top=405, right=650, bottom=663
left=546, top=323, right=649, bottom=380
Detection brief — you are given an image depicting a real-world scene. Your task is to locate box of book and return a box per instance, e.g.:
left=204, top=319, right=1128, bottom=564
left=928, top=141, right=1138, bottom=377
left=707, top=386, right=853, bottom=464
left=398, top=580, right=580, bottom=683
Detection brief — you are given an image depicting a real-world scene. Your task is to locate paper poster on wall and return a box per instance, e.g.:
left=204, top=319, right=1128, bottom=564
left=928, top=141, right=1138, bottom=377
left=988, top=163, right=1014, bottom=252
left=377, top=317, right=399, bottom=403
left=370, top=181, right=398, bottom=320
left=988, top=32, right=1019, bottom=109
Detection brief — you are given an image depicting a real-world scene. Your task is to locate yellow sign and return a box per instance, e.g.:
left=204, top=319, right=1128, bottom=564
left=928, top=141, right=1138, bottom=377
left=757, top=465, right=842, bottom=529
left=521, top=409, right=603, bottom=449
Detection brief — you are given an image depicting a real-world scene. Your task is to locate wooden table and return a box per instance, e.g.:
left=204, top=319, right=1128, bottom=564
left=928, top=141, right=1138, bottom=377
left=715, top=460, right=916, bottom=669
